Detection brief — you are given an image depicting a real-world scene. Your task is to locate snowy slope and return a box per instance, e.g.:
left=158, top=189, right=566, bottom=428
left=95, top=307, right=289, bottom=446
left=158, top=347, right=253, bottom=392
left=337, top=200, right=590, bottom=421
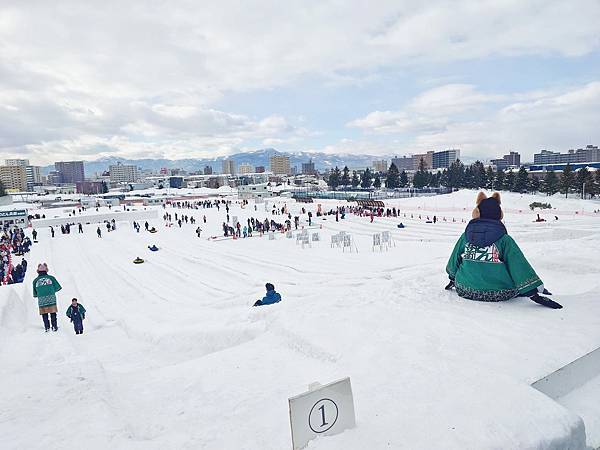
left=1, top=190, right=600, bottom=449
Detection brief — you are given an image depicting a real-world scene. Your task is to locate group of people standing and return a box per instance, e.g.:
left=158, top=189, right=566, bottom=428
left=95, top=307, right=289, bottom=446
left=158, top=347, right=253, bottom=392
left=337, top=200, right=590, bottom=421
left=1, top=226, right=31, bottom=285
left=32, top=263, right=86, bottom=333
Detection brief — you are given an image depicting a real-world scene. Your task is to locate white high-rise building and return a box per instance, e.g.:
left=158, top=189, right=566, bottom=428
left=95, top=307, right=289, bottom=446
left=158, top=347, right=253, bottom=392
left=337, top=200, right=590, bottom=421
left=5, top=159, right=29, bottom=167
left=109, top=163, right=139, bottom=183
left=222, top=159, right=236, bottom=175
left=25, top=166, right=42, bottom=191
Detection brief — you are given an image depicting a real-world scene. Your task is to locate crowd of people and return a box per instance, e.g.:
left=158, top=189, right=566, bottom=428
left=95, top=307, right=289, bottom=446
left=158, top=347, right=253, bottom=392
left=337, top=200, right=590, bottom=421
left=1, top=226, right=31, bottom=285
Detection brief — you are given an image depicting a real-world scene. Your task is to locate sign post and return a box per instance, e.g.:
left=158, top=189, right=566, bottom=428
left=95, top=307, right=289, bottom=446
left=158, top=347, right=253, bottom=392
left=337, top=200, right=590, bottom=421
left=288, top=377, right=356, bottom=450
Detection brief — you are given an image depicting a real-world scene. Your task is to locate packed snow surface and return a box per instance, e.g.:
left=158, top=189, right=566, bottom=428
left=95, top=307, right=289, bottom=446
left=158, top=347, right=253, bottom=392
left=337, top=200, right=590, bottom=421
left=1, top=190, right=600, bottom=449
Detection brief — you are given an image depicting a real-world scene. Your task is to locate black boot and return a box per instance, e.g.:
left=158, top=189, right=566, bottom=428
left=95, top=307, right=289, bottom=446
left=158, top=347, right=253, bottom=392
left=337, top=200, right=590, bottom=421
left=50, top=313, right=58, bottom=331
left=42, top=313, right=50, bottom=331
left=530, top=293, right=563, bottom=309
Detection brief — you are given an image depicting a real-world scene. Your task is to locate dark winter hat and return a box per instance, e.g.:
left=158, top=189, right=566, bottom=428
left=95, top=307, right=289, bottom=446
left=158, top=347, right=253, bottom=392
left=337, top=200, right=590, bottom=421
left=478, top=197, right=502, bottom=220
left=265, top=283, right=275, bottom=291
left=472, top=192, right=503, bottom=221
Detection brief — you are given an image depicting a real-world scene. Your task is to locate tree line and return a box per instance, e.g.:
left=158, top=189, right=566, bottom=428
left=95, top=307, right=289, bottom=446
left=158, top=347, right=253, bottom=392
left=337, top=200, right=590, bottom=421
left=327, top=160, right=600, bottom=199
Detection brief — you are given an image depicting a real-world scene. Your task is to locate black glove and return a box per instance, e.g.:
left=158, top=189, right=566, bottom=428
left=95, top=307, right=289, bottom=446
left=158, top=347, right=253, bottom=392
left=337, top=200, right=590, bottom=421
left=444, top=280, right=455, bottom=290
left=253, top=300, right=262, bottom=307
left=530, top=293, right=562, bottom=309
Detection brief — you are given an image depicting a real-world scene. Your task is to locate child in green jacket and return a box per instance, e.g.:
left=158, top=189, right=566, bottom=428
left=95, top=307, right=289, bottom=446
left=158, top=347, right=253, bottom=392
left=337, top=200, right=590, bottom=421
left=446, top=192, right=561, bottom=309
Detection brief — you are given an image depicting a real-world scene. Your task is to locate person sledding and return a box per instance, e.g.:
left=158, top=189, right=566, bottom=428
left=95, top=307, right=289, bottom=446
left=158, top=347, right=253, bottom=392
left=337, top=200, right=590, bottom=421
left=133, top=257, right=145, bottom=264
left=253, top=283, right=282, bottom=307
left=148, top=245, right=159, bottom=251
left=445, top=192, right=562, bottom=309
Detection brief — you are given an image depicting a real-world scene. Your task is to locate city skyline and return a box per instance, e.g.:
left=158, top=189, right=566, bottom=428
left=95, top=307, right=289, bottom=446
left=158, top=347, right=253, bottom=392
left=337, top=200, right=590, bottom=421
left=1, top=1, right=600, bottom=165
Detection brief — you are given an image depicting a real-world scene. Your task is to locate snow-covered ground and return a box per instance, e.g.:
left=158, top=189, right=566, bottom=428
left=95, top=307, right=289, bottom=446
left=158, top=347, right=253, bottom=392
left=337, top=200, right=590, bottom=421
left=1, top=190, right=600, bottom=450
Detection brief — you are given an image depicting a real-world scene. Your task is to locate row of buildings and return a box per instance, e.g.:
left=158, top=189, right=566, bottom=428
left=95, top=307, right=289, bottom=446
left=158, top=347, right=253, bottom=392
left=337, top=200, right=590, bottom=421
left=221, top=155, right=295, bottom=176
left=2, top=145, right=598, bottom=195
left=388, top=149, right=461, bottom=172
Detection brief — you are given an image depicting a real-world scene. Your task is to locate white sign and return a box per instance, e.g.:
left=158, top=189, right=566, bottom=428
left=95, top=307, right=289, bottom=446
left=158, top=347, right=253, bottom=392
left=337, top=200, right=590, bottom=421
left=288, top=377, right=356, bottom=450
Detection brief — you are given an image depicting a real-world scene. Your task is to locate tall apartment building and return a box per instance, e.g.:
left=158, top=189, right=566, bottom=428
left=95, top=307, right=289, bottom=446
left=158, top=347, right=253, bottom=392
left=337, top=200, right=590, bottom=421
left=238, top=163, right=254, bottom=174
left=0, top=165, right=28, bottom=191
left=25, top=166, right=42, bottom=191
left=413, top=151, right=434, bottom=170
left=372, top=160, right=389, bottom=172
left=55, top=161, right=85, bottom=184
left=222, top=159, right=236, bottom=175
left=270, top=155, right=290, bottom=175
left=533, top=145, right=600, bottom=165
left=390, top=156, right=414, bottom=171
left=109, top=163, right=139, bottom=183
left=491, top=151, right=521, bottom=170
left=432, top=149, right=460, bottom=169
left=5, top=159, right=29, bottom=167
left=203, top=165, right=213, bottom=175
left=302, top=159, right=316, bottom=175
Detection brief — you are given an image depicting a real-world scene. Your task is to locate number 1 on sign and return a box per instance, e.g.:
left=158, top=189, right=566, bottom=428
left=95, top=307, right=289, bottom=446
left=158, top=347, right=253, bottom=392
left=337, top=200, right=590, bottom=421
left=318, top=404, right=328, bottom=427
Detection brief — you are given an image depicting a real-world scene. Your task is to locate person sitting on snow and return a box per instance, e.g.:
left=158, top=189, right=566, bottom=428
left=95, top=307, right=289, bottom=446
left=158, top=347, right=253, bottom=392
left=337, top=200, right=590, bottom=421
left=253, top=283, right=282, bottom=307
left=445, top=192, right=562, bottom=309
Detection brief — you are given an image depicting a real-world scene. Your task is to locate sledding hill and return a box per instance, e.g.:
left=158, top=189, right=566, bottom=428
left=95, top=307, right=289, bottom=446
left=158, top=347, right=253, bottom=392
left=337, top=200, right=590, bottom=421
left=1, top=190, right=599, bottom=449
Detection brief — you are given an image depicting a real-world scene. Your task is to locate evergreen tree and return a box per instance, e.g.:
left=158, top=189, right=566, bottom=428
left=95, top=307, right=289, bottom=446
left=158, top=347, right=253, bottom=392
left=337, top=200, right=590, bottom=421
left=541, top=170, right=559, bottom=196
left=560, top=163, right=575, bottom=198
left=385, top=163, right=400, bottom=188
left=593, top=170, right=600, bottom=198
left=439, top=169, right=449, bottom=187
left=101, top=181, right=109, bottom=194
left=575, top=167, right=593, bottom=198
left=463, top=166, right=474, bottom=189
left=495, top=170, right=505, bottom=191
left=412, top=158, right=429, bottom=189
left=528, top=176, right=540, bottom=193
left=399, top=170, right=408, bottom=188
left=373, top=174, right=381, bottom=189
left=328, top=166, right=341, bottom=190
left=485, top=166, right=495, bottom=190
left=447, top=160, right=465, bottom=189
left=351, top=171, right=360, bottom=189
left=471, top=161, right=486, bottom=188
left=341, top=166, right=350, bottom=190
left=429, top=172, right=440, bottom=188
left=360, top=168, right=373, bottom=189
left=0, top=181, right=6, bottom=197
left=513, top=167, right=529, bottom=193
left=504, top=170, right=516, bottom=191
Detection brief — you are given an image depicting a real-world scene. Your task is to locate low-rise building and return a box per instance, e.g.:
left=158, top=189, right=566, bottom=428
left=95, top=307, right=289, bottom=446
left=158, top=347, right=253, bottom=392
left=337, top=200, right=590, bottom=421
left=237, top=183, right=273, bottom=200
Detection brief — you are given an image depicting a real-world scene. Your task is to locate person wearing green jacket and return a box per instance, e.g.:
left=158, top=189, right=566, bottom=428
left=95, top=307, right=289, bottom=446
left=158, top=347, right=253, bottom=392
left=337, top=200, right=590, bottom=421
left=32, top=263, right=63, bottom=331
left=445, top=192, right=562, bottom=309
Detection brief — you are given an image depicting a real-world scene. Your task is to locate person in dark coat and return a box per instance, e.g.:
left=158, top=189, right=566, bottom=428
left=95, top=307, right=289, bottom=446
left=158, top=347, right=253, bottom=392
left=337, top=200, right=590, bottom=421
left=66, top=298, right=86, bottom=335
left=253, top=283, right=282, bottom=306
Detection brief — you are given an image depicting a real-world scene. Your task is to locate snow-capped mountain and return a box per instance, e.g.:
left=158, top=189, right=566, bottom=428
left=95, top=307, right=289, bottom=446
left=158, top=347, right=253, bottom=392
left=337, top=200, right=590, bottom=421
left=42, top=149, right=399, bottom=175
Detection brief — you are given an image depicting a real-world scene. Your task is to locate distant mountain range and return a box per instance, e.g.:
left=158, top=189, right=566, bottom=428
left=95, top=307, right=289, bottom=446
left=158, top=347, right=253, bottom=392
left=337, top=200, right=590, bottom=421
left=42, top=148, right=478, bottom=175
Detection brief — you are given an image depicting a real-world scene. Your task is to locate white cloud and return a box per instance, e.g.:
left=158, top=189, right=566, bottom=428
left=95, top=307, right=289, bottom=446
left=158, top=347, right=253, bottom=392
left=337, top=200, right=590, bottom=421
left=353, top=81, right=600, bottom=159
left=1, top=1, right=599, bottom=163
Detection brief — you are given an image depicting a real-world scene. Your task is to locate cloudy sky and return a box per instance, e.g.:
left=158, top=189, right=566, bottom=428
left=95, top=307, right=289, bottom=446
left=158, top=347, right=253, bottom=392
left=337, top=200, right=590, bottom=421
left=1, top=0, right=600, bottom=165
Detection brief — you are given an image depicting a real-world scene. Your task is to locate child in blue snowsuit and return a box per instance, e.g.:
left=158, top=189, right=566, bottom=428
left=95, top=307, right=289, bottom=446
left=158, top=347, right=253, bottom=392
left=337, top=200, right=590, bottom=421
left=66, top=298, right=86, bottom=335
left=253, top=283, right=282, bottom=307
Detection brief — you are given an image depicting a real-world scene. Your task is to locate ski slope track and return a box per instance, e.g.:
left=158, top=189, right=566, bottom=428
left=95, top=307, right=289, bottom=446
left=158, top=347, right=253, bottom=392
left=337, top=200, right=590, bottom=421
left=1, top=190, right=600, bottom=449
